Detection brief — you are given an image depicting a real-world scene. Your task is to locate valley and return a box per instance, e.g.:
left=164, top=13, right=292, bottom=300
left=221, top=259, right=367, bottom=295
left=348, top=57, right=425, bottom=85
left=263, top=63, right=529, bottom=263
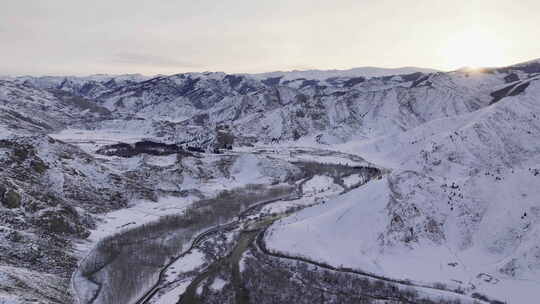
left=2, top=59, right=540, bottom=303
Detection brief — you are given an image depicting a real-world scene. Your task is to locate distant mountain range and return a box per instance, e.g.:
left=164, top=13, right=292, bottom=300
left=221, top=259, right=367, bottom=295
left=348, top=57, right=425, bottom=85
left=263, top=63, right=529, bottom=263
left=1, top=66, right=438, bottom=83
left=249, top=66, right=439, bottom=80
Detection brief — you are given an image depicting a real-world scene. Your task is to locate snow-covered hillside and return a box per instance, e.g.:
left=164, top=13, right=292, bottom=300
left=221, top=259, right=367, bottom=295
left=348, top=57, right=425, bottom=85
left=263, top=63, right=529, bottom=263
left=266, top=73, right=540, bottom=304
left=0, top=80, right=110, bottom=135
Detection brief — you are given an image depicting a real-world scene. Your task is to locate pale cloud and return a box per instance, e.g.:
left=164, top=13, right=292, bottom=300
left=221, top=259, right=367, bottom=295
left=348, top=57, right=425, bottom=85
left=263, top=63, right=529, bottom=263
left=109, top=52, right=201, bottom=69
left=1, top=0, right=539, bottom=76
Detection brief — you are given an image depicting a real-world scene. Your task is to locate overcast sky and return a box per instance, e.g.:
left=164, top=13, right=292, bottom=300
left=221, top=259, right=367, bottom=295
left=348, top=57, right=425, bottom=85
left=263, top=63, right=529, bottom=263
left=2, top=0, right=540, bottom=76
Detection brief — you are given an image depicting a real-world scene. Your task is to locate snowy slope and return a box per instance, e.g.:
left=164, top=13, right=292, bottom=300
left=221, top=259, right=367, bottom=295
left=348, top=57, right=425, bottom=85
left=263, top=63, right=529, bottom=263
left=0, top=80, right=111, bottom=135
left=266, top=77, right=540, bottom=303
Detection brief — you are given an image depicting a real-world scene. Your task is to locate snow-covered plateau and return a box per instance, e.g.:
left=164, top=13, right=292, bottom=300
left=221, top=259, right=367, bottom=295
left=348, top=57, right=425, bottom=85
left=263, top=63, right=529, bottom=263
left=1, top=60, right=540, bottom=304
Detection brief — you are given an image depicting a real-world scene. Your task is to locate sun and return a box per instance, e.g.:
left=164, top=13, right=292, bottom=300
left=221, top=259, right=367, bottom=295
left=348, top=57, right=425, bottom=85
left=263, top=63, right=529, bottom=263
left=439, top=27, right=509, bottom=70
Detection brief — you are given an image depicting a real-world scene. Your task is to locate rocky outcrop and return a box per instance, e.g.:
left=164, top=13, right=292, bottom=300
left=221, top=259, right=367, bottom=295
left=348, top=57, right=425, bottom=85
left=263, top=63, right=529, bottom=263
left=1, top=189, right=21, bottom=209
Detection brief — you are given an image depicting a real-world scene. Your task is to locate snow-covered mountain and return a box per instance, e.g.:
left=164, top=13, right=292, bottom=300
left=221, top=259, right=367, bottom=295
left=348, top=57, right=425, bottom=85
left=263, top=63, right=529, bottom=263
left=5, top=74, right=151, bottom=100
left=53, top=59, right=537, bottom=149
left=2, top=59, right=540, bottom=304
left=0, top=80, right=112, bottom=136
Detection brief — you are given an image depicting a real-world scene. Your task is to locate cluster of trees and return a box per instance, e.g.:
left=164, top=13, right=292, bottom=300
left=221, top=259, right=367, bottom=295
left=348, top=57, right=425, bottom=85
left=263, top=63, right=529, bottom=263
left=77, top=184, right=294, bottom=304
left=95, top=140, right=194, bottom=158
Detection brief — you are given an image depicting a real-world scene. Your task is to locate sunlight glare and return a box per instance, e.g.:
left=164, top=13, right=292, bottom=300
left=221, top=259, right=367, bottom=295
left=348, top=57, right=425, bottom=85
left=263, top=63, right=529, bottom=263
left=440, top=27, right=509, bottom=70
